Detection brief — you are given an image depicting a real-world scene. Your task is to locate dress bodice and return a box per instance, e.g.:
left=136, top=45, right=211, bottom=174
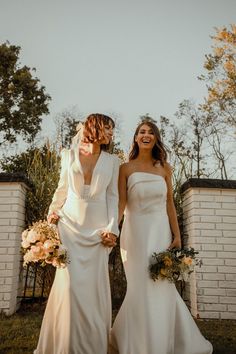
left=69, top=149, right=115, bottom=201
left=48, top=147, right=120, bottom=236
left=126, top=172, right=167, bottom=214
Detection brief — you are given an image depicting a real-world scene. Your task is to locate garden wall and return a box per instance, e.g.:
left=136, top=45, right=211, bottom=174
left=182, top=178, right=236, bottom=320
left=0, top=173, right=31, bottom=315
left=0, top=175, right=236, bottom=318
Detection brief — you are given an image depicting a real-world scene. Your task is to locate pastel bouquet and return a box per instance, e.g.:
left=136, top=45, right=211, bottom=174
left=21, top=220, right=68, bottom=269
left=149, top=247, right=202, bottom=283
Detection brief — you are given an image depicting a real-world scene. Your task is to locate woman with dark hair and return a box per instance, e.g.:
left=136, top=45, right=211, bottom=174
left=109, top=120, right=212, bottom=354
left=34, top=113, right=119, bottom=354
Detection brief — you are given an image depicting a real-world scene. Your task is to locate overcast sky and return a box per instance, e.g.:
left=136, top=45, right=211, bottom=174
left=1, top=0, right=236, bottom=150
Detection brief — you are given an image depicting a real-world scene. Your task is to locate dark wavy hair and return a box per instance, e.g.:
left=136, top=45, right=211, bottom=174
left=82, top=113, right=115, bottom=151
left=129, top=120, right=167, bottom=165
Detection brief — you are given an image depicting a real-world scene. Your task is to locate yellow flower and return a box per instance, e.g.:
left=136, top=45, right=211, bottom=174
left=224, top=60, right=235, bottom=73
left=214, top=47, right=224, bottom=57
left=163, top=256, right=172, bottom=267
left=160, top=268, right=167, bottom=276
left=216, top=30, right=229, bottom=41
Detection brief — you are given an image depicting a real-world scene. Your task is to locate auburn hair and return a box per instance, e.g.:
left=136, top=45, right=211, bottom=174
left=82, top=113, right=115, bottom=151
left=129, top=120, right=167, bottom=165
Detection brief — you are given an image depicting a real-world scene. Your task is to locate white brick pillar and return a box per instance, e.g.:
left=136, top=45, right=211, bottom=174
left=181, top=178, right=236, bottom=320
left=0, top=173, right=31, bottom=315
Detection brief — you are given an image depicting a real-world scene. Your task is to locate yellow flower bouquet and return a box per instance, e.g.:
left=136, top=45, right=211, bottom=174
left=21, top=220, right=69, bottom=269
left=149, top=247, right=201, bottom=283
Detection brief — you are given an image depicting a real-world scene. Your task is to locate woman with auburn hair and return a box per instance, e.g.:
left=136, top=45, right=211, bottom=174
left=34, top=113, right=120, bottom=354
left=109, top=120, right=212, bottom=354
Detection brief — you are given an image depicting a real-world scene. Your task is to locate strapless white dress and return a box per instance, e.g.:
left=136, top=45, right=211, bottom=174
left=110, top=172, right=213, bottom=354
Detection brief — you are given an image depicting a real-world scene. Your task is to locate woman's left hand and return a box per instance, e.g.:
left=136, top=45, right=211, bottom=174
left=168, top=236, right=181, bottom=250
left=100, top=232, right=117, bottom=247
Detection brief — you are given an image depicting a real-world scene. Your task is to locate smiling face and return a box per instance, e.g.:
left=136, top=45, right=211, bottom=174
left=129, top=120, right=167, bottom=162
left=135, top=124, right=156, bottom=150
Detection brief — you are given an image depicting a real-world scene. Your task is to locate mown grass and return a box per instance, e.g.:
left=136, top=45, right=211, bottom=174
left=0, top=302, right=235, bottom=354
left=0, top=302, right=44, bottom=354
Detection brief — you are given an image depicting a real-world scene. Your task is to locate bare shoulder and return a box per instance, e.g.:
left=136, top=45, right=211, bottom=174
left=119, top=161, right=133, bottom=178
left=120, top=162, right=129, bottom=173
left=163, top=161, right=173, bottom=176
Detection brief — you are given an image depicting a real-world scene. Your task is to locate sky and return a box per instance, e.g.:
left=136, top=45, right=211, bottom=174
left=0, top=0, right=236, bottom=150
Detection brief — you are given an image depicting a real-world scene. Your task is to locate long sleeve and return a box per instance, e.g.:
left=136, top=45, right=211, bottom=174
left=105, top=155, right=120, bottom=236
left=48, top=149, right=69, bottom=215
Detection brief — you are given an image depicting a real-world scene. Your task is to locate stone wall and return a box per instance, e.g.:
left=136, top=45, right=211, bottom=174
left=181, top=178, right=236, bottom=320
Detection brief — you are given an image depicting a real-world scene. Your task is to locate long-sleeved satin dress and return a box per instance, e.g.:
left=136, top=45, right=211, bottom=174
left=34, top=146, right=119, bottom=354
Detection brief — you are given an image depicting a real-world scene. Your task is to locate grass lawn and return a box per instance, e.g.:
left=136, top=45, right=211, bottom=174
left=0, top=301, right=235, bottom=354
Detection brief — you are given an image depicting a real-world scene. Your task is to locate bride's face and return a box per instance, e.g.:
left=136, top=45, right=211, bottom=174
left=99, top=122, right=114, bottom=145
left=135, top=124, right=156, bottom=149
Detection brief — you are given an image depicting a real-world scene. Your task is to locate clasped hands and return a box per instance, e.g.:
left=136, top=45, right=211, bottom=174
left=100, top=232, right=117, bottom=248
left=48, top=212, right=117, bottom=248
left=47, top=212, right=59, bottom=224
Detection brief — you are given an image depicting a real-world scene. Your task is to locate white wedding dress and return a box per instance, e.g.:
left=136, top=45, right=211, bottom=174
left=34, top=147, right=119, bottom=354
left=109, top=172, right=213, bottom=354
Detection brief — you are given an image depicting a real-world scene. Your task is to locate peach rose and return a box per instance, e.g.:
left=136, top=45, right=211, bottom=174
left=31, top=244, right=45, bottom=258
left=183, top=257, right=193, bottom=265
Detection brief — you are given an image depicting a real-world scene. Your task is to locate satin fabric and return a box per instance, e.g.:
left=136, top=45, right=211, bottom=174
left=110, top=172, right=213, bottom=354
left=34, top=148, right=119, bottom=354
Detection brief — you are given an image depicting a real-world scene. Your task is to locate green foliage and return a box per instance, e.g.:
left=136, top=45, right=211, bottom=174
left=0, top=143, right=61, bottom=225
left=0, top=42, right=51, bottom=145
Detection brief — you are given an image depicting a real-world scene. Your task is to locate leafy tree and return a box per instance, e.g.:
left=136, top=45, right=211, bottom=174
left=175, top=100, right=208, bottom=178
left=54, top=107, right=83, bottom=149
left=0, top=42, right=51, bottom=146
left=139, top=113, right=157, bottom=125
left=200, top=25, right=236, bottom=127
left=0, top=143, right=60, bottom=225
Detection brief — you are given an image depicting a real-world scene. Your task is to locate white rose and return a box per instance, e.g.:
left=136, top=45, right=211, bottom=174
left=57, top=244, right=67, bottom=256
left=27, top=230, right=39, bottom=243
left=21, top=239, right=30, bottom=249
left=21, top=230, right=28, bottom=241
left=43, top=240, right=55, bottom=252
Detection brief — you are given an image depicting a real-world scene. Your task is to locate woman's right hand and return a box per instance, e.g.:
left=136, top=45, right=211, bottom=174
left=168, top=236, right=181, bottom=250
left=47, top=212, right=60, bottom=224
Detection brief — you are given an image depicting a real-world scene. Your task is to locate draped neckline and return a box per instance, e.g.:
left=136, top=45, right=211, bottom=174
left=75, top=148, right=104, bottom=187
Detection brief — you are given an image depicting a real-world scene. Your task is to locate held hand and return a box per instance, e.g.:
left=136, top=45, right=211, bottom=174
left=47, top=212, right=60, bottom=225
left=168, top=236, right=181, bottom=250
left=100, top=232, right=117, bottom=248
